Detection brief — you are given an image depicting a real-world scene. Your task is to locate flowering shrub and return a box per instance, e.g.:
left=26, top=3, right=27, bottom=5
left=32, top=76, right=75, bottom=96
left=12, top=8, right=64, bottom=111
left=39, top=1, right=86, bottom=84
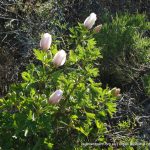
left=0, top=16, right=119, bottom=149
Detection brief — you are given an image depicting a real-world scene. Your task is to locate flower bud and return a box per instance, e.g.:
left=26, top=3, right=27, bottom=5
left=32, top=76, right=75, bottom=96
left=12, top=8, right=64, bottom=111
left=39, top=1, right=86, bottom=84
left=53, top=50, right=67, bottom=67
left=84, top=13, right=97, bottom=29
left=40, top=33, right=52, bottom=50
left=93, top=24, right=102, bottom=33
left=48, top=90, right=63, bottom=104
left=110, top=87, right=121, bottom=97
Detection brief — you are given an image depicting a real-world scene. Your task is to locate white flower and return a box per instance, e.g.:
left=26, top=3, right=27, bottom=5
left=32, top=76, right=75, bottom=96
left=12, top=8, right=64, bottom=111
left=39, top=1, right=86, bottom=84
left=48, top=90, right=63, bottom=104
left=53, top=50, right=67, bottom=67
left=84, top=13, right=97, bottom=29
left=40, top=33, right=52, bottom=50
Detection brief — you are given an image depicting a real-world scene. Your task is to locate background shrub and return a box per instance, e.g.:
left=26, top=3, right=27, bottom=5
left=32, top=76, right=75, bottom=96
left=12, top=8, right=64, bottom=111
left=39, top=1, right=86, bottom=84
left=95, top=13, right=150, bottom=87
left=143, top=75, right=150, bottom=96
left=94, top=14, right=150, bottom=144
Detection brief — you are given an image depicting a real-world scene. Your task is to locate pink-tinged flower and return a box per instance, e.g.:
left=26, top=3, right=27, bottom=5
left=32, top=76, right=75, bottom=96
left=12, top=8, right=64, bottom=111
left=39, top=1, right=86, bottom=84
left=40, top=33, right=52, bottom=50
left=53, top=50, right=67, bottom=67
left=84, top=13, right=97, bottom=29
left=93, top=24, right=102, bottom=33
left=48, top=90, right=63, bottom=104
left=110, top=87, right=121, bottom=97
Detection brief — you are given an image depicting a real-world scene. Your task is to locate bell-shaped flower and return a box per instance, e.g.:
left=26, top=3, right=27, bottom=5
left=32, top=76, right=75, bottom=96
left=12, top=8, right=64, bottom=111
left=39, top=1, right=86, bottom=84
left=48, top=89, right=63, bottom=104
left=93, top=24, right=102, bottom=33
left=84, top=13, right=97, bottom=29
left=110, top=87, right=121, bottom=97
left=52, top=50, right=67, bottom=67
left=40, top=33, right=52, bottom=50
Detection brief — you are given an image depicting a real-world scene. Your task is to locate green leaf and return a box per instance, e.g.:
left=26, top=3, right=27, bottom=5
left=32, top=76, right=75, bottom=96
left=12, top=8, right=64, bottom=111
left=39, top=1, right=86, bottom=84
left=95, top=120, right=105, bottom=131
left=51, top=45, right=58, bottom=55
left=99, top=111, right=106, bottom=117
left=69, top=50, right=78, bottom=63
left=0, top=98, right=3, bottom=103
left=71, top=115, right=78, bottom=120
left=85, top=65, right=99, bottom=77
left=75, top=126, right=89, bottom=136
left=24, top=128, right=28, bottom=137
left=87, top=38, right=96, bottom=50
left=44, top=138, right=54, bottom=149
left=28, top=110, right=32, bottom=120
left=22, top=72, right=31, bottom=82
left=106, top=102, right=117, bottom=117
left=28, top=110, right=35, bottom=121
left=30, top=88, right=36, bottom=98
left=86, top=112, right=95, bottom=119
left=34, top=49, right=46, bottom=62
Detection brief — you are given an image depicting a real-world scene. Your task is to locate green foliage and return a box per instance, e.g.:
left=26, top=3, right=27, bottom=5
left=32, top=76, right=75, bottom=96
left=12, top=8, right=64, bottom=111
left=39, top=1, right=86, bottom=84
left=0, top=24, right=118, bottom=149
left=0, top=10, right=149, bottom=149
left=0, top=1, right=150, bottom=149
left=95, top=13, right=150, bottom=85
left=143, top=74, right=150, bottom=95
